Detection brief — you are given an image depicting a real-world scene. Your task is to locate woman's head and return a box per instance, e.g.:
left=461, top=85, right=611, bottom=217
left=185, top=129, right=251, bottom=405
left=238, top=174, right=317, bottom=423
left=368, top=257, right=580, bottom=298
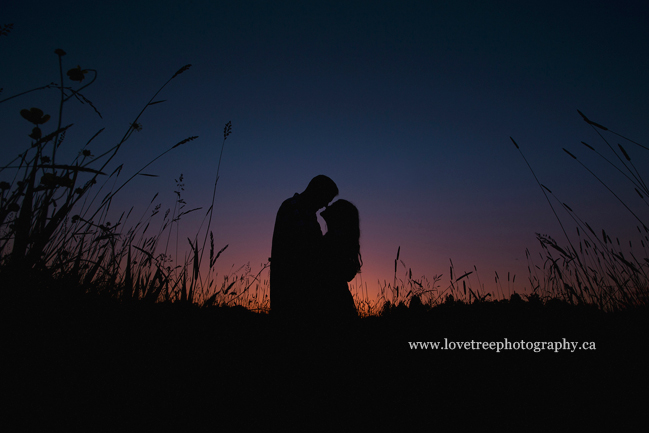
left=321, top=199, right=362, bottom=272
left=321, top=199, right=359, bottom=233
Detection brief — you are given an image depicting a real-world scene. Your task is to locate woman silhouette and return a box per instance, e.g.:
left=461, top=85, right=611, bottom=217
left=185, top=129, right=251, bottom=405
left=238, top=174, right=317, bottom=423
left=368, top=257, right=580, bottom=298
left=315, top=199, right=361, bottom=321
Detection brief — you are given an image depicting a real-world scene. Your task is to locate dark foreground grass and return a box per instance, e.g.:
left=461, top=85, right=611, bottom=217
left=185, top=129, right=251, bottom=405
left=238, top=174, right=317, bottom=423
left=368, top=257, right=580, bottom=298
left=3, top=287, right=648, bottom=430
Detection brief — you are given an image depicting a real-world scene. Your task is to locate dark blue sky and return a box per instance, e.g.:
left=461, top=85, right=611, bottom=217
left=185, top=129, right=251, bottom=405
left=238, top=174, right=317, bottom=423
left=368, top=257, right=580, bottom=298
left=3, top=0, right=649, bottom=301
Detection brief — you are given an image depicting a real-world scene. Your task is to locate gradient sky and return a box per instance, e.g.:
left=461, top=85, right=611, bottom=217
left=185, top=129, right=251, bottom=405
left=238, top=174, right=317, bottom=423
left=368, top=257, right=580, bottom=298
left=2, top=0, right=649, bottom=303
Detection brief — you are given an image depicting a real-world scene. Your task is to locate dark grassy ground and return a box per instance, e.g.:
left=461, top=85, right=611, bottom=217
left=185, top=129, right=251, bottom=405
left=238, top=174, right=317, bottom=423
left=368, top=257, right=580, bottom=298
left=3, top=288, right=648, bottom=431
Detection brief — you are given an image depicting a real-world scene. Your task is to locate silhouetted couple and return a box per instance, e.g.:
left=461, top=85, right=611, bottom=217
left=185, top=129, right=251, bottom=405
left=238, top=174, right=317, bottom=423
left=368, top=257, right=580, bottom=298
left=270, top=175, right=360, bottom=323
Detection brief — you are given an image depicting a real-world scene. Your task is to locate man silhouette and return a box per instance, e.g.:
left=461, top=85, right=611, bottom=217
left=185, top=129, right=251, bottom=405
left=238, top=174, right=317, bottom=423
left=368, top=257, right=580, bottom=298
left=270, top=175, right=339, bottom=319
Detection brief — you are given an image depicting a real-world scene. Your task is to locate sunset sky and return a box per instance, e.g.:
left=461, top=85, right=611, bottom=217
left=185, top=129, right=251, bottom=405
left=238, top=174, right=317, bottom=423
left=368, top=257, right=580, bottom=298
left=2, top=0, right=648, bottom=303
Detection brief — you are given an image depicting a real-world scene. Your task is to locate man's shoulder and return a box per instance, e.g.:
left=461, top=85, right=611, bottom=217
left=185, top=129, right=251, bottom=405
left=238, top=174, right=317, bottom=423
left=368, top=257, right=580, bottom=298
left=278, top=193, right=301, bottom=212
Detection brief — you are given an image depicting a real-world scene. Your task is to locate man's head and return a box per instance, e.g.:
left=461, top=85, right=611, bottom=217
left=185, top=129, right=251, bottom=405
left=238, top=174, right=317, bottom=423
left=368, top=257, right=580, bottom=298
left=302, top=175, right=338, bottom=211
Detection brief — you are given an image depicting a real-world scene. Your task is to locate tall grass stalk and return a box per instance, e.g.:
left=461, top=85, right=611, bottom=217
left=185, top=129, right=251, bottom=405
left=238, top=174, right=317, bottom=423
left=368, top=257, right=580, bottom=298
left=0, top=50, right=265, bottom=309
left=512, top=111, right=649, bottom=311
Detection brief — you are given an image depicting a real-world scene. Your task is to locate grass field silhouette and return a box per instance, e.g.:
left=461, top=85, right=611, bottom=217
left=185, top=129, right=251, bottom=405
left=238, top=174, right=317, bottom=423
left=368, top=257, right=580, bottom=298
left=2, top=50, right=648, bottom=429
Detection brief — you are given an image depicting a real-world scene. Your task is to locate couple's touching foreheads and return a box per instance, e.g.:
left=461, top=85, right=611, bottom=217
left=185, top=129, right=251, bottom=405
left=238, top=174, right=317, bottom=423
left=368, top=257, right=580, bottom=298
left=270, top=175, right=361, bottom=322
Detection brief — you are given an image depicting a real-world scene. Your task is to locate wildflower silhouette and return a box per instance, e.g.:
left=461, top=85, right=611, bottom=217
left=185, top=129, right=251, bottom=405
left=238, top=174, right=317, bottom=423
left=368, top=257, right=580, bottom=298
left=20, top=107, right=51, bottom=125
left=28, top=127, right=42, bottom=140
left=55, top=48, right=66, bottom=56
left=67, top=65, right=88, bottom=82
left=21, top=108, right=51, bottom=140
